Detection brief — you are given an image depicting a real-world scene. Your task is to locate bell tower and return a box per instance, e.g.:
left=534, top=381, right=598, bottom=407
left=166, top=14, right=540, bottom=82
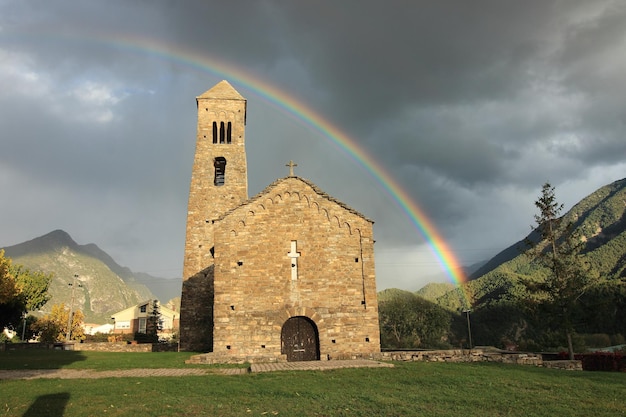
left=183, top=80, right=248, bottom=280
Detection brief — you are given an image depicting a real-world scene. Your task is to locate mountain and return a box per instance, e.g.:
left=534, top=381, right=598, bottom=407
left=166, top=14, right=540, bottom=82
left=133, top=272, right=182, bottom=306
left=434, top=178, right=626, bottom=347
left=2, top=230, right=180, bottom=323
left=376, top=178, right=626, bottom=350
left=415, top=282, right=456, bottom=302
left=466, top=233, right=539, bottom=281
left=377, top=288, right=415, bottom=303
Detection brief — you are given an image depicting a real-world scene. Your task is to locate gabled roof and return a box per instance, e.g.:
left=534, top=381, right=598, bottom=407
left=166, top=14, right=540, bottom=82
left=110, top=300, right=178, bottom=319
left=196, top=80, right=245, bottom=101
left=215, top=176, right=373, bottom=223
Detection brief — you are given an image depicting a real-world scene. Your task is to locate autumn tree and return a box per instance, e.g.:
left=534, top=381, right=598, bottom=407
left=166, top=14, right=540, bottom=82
left=31, top=303, right=85, bottom=343
left=0, top=250, right=52, bottom=330
left=524, top=183, right=595, bottom=359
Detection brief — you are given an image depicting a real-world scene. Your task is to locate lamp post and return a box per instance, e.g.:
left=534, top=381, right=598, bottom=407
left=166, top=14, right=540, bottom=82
left=66, top=274, right=81, bottom=342
left=463, top=309, right=473, bottom=350
left=21, top=314, right=27, bottom=341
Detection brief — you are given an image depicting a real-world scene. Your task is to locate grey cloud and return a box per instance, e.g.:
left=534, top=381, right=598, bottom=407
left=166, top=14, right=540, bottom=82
left=1, top=0, right=625, bottom=291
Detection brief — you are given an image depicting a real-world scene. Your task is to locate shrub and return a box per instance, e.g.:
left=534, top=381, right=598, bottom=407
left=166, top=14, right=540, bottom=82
left=583, top=333, right=611, bottom=348
left=558, top=351, right=626, bottom=372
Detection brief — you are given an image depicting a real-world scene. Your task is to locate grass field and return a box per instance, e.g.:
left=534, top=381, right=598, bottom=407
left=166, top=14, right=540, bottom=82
left=1, top=350, right=624, bottom=417
left=0, top=350, right=217, bottom=370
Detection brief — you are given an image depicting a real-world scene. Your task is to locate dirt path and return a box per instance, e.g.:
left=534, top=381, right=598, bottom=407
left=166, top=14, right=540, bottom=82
left=0, top=360, right=393, bottom=380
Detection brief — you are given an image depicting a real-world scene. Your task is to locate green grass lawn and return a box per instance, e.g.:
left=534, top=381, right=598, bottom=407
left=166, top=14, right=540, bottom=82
left=0, top=350, right=209, bottom=370
left=1, top=351, right=624, bottom=417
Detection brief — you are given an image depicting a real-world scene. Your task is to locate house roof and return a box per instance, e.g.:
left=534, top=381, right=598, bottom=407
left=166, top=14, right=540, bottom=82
left=215, top=176, right=373, bottom=223
left=196, top=80, right=245, bottom=101
left=110, top=300, right=179, bottom=319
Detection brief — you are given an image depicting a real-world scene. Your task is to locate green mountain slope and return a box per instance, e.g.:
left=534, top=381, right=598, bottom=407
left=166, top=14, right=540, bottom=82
left=435, top=178, right=626, bottom=348
left=2, top=230, right=158, bottom=323
left=415, top=282, right=456, bottom=302
left=377, top=288, right=415, bottom=303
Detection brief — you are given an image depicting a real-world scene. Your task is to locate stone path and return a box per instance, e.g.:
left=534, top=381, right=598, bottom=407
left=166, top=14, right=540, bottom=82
left=0, top=360, right=393, bottom=380
left=0, top=368, right=218, bottom=380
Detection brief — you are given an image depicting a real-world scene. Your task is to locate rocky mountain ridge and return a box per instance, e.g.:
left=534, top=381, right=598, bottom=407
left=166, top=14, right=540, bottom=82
left=2, top=230, right=180, bottom=323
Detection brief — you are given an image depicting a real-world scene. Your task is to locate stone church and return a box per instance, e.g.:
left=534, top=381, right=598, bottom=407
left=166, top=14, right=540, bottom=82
left=179, top=80, right=380, bottom=362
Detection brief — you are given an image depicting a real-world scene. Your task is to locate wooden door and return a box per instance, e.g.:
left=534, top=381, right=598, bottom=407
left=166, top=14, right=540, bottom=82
left=281, top=317, right=320, bottom=362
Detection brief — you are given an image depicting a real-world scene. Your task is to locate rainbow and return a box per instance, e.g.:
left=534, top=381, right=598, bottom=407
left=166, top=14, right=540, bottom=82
left=3, top=31, right=470, bottom=298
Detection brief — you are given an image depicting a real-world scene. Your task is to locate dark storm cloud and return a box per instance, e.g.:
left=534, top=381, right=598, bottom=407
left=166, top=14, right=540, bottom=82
left=1, top=0, right=625, bottom=289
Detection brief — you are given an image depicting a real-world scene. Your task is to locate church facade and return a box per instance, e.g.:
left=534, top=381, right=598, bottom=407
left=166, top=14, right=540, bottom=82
left=179, top=81, right=380, bottom=361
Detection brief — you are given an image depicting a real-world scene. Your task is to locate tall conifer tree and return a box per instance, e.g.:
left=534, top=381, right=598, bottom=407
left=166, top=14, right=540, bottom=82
left=526, top=183, right=594, bottom=359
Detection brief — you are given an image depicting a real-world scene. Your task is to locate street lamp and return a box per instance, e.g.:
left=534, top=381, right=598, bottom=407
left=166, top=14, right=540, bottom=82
left=463, top=309, right=473, bottom=350
left=66, top=274, right=81, bottom=342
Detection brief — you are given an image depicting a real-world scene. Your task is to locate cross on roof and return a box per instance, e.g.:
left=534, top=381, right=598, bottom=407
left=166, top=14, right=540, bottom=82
left=286, top=160, right=298, bottom=176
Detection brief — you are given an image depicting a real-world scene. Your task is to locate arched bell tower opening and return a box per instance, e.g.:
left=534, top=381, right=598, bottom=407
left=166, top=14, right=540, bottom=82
left=214, top=157, right=227, bottom=186
left=180, top=80, right=248, bottom=352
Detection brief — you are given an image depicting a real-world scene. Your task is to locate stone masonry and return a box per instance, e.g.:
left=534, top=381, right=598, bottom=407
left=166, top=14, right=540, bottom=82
left=180, top=81, right=381, bottom=360
left=180, top=81, right=248, bottom=351
left=182, top=80, right=248, bottom=280
left=210, top=176, right=380, bottom=360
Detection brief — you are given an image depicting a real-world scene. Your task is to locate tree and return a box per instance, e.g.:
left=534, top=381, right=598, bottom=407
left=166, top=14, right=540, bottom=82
left=379, top=292, right=452, bottom=349
left=0, top=281, right=21, bottom=331
left=31, top=303, right=85, bottom=343
left=146, top=300, right=163, bottom=343
left=0, top=250, right=52, bottom=329
left=135, top=299, right=163, bottom=343
left=524, top=183, right=595, bottom=359
left=13, top=265, right=52, bottom=311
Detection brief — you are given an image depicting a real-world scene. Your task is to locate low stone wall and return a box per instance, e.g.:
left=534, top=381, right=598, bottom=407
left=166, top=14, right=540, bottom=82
left=381, top=348, right=544, bottom=367
left=2, top=341, right=178, bottom=353
left=381, top=349, right=583, bottom=370
left=73, top=342, right=152, bottom=352
left=542, top=360, right=583, bottom=371
left=2, top=342, right=67, bottom=351
left=74, top=342, right=179, bottom=352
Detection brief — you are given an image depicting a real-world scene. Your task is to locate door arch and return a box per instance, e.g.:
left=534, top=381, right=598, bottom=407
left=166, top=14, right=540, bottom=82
left=281, top=316, right=320, bottom=362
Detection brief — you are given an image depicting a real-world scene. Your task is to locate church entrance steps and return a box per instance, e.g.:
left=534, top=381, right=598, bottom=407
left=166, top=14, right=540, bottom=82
left=250, top=359, right=394, bottom=373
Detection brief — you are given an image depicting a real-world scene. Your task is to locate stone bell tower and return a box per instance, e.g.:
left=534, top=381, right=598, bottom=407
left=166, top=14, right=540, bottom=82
left=183, top=80, right=248, bottom=280
left=180, top=80, right=248, bottom=351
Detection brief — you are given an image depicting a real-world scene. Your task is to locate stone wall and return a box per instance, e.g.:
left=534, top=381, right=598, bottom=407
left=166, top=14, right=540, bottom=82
left=211, top=177, right=380, bottom=361
left=179, top=266, right=214, bottom=352
left=73, top=342, right=152, bottom=352
left=1, top=342, right=175, bottom=353
left=542, top=360, right=583, bottom=371
left=381, top=349, right=543, bottom=365
left=380, top=349, right=582, bottom=370
left=1, top=342, right=65, bottom=351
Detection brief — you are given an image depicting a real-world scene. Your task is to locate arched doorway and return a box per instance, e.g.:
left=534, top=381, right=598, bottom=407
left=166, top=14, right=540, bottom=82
left=281, top=316, right=320, bottom=362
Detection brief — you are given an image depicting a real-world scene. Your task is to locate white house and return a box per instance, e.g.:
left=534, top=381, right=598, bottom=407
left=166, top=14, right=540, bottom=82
left=111, top=300, right=179, bottom=340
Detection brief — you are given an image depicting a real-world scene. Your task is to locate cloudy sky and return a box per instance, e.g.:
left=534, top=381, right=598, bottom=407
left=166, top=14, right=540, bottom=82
left=1, top=0, right=625, bottom=291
